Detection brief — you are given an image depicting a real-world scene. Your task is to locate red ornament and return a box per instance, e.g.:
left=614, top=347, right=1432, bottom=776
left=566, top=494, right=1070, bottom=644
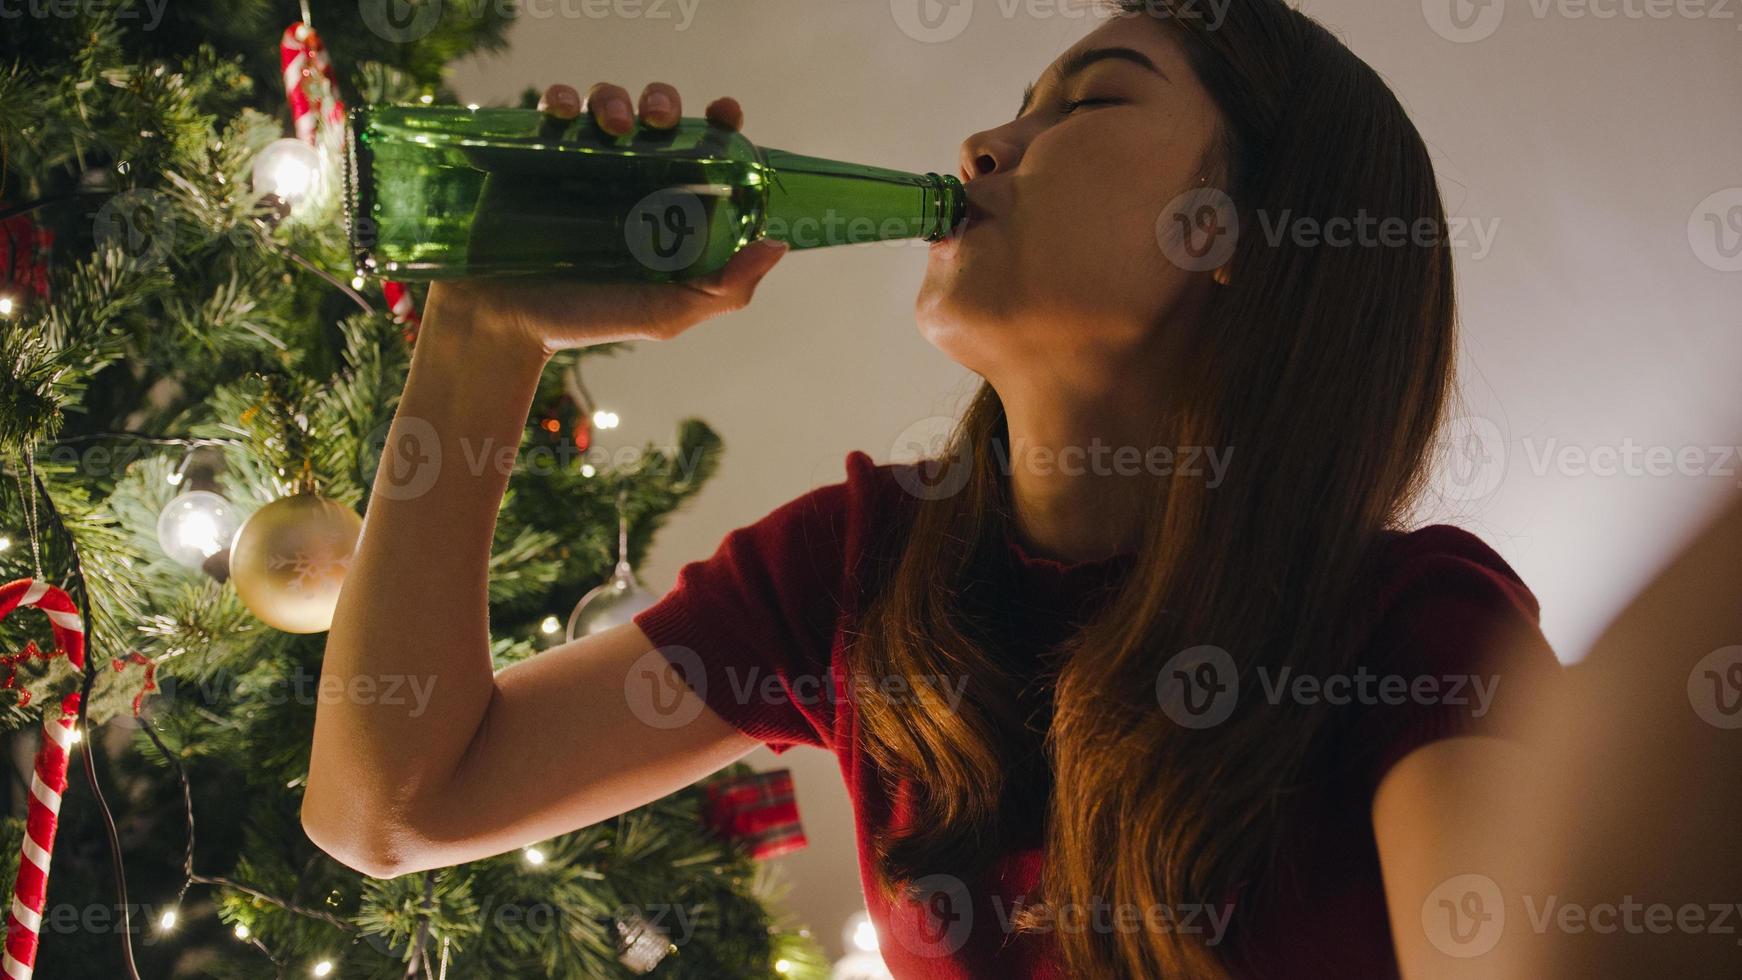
left=701, top=768, right=807, bottom=860
left=0, top=211, right=54, bottom=308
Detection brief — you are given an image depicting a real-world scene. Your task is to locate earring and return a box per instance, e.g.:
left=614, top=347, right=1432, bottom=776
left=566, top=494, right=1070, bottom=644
left=1212, top=265, right=1231, bottom=286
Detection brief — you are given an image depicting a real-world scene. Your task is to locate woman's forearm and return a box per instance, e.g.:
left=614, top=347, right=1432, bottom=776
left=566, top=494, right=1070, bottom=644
left=307, top=293, right=551, bottom=863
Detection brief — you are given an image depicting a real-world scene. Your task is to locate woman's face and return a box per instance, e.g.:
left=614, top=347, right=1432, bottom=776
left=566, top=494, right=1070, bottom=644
left=917, top=17, right=1226, bottom=390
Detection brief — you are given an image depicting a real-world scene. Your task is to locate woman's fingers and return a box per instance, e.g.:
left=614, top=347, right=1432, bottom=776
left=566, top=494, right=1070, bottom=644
left=584, top=81, right=635, bottom=135
left=705, top=96, right=743, bottom=132
left=638, top=82, right=680, bottom=129
left=540, top=83, right=742, bottom=134
left=537, top=83, right=582, bottom=120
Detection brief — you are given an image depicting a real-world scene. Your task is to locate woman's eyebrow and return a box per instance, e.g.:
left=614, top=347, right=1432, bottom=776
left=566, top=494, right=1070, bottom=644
left=1016, top=46, right=1169, bottom=120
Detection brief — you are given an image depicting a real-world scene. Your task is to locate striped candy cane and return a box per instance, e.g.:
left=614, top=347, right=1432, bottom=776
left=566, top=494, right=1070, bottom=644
left=0, top=579, right=87, bottom=980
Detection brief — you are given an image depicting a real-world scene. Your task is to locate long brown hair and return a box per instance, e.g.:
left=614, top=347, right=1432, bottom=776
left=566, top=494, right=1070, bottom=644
left=851, top=1, right=1460, bottom=975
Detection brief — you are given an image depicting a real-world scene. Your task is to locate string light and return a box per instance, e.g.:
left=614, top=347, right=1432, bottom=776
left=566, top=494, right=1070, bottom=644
left=0, top=536, right=10, bottom=552
left=156, top=490, right=240, bottom=568
left=252, top=138, right=323, bottom=207
left=67, top=728, right=82, bottom=745
left=774, top=959, right=791, bottom=974
left=522, top=847, right=545, bottom=866
left=234, top=923, right=250, bottom=940
left=0, top=296, right=14, bottom=317
left=158, top=909, right=178, bottom=931
left=591, top=410, right=619, bottom=430
left=311, top=960, right=333, bottom=977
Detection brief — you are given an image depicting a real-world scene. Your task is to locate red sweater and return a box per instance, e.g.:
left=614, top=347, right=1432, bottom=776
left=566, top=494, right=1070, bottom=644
left=632, top=450, right=1561, bottom=978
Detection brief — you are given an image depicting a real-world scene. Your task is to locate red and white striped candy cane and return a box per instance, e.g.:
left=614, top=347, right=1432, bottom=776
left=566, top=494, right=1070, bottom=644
left=0, top=578, right=87, bottom=980
left=279, top=22, right=346, bottom=144
left=281, top=20, right=423, bottom=333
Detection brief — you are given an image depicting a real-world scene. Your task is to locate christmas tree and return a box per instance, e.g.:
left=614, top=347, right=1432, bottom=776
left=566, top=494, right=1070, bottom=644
left=0, top=2, right=826, bottom=976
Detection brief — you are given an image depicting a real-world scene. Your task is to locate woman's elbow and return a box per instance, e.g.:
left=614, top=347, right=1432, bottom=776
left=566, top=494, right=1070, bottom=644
left=300, top=784, right=418, bottom=879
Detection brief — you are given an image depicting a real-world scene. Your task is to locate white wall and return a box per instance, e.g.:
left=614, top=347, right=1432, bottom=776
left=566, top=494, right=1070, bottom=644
left=447, top=0, right=1742, bottom=959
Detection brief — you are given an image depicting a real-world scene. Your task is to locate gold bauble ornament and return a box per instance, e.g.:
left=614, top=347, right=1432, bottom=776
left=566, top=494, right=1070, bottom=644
left=229, top=493, right=363, bottom=634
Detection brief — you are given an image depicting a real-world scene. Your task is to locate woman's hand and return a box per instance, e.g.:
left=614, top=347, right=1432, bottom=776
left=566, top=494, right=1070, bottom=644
left=423, top=82, right=789, bottom=357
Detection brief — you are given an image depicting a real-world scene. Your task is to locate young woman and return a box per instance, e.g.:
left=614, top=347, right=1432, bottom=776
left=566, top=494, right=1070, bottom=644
left=305, top=2, right=1563, bottom=976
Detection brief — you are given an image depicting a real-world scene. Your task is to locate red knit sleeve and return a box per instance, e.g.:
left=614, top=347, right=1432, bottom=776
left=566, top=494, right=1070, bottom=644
left=1338, top=525, right=1564, bottom=805
left=630, top=451, right=891, bottom=755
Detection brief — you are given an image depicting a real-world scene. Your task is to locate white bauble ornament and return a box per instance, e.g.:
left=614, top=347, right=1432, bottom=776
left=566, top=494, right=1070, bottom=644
left=229, top=493, right=362, bottom=634
left=156, top=490, right=241, bottom=568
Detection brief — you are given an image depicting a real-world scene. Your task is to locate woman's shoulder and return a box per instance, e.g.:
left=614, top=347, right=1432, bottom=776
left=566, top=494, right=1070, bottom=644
left=768, top=450, right=919, bottom=551
left=1369, top=523, right=1542, bottom=625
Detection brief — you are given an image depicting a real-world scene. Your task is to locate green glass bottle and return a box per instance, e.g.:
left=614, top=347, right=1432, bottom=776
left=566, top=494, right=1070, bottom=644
left=344, top=104, right=966, bottom=283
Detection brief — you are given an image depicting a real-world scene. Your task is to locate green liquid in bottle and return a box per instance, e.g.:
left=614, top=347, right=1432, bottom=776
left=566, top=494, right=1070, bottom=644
left=345, top=105, right=966, bottom=283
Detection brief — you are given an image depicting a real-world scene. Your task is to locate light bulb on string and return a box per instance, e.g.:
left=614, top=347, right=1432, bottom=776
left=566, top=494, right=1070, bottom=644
left=829, top=910, right=895, bottom=980
left=252, top=138, right=323, bottom=210
left=157, top=490, right=241, bottom=569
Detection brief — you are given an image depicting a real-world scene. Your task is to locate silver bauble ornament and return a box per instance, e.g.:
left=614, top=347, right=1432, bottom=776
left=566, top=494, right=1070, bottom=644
left=565, top=560, right=657, bottom=641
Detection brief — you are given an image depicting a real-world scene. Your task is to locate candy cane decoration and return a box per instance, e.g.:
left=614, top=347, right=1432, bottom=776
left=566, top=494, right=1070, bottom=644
left=279, top=22, right=346, bottom=144
left=281, top=20, right=422, bottom=333
left=0, top=579, right=87, bottom=980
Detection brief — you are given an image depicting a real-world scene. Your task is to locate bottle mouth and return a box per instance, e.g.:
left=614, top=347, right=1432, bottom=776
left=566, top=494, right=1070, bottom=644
left=926, top=172, right=967, bottom=242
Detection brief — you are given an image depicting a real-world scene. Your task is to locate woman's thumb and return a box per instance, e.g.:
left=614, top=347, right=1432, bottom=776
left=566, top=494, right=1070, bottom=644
left=703, top=238, right=788, bottom=309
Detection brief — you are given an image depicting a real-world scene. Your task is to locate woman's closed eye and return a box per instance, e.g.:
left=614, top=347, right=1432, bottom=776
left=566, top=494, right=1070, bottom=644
left=1057, top=96, right=1124, bottom=115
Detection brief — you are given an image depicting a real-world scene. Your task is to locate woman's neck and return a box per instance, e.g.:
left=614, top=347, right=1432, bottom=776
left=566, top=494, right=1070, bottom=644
left=998, top=380, right=1167, bottom=565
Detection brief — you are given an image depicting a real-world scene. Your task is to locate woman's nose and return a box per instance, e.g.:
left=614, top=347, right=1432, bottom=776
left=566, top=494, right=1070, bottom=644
left=959, top=130, right=1019, bottom=182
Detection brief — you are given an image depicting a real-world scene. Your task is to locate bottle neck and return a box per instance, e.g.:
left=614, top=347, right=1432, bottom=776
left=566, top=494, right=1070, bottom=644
left=756, top=148, right=965, bottom=249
